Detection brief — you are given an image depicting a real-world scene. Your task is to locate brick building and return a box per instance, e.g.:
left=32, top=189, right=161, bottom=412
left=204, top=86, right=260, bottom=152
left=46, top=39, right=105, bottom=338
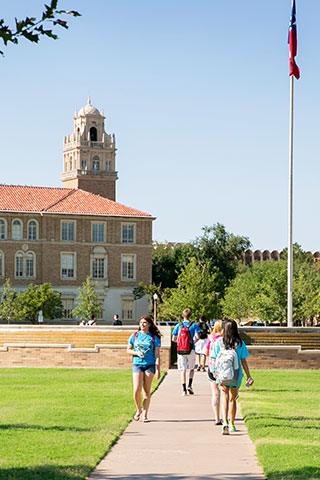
left=0, top=99, right=154, bottom=324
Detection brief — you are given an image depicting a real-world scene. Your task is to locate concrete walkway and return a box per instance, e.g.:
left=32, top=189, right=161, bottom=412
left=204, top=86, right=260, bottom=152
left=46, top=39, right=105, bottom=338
left=89, top=369, right=265, bottom=480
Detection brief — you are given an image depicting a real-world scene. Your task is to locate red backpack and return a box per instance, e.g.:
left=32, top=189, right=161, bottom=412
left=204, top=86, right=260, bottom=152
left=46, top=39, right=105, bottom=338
left=177, top=322, right=193, bottom=355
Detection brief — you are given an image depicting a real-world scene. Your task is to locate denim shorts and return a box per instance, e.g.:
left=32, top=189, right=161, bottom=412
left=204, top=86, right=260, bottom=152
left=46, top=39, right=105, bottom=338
left=132, top=364, right=156, bottom=374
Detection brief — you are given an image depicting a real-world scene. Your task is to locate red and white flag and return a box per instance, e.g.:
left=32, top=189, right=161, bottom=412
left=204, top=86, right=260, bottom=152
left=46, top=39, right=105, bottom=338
left=288, top=0, right=300, bottom=79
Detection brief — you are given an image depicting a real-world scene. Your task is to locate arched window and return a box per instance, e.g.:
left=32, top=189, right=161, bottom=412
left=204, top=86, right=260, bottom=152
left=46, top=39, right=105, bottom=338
left=15, top=252, right=23, bottom=277
left=90, top=127, right=97, bottom=141
left=26, top=252, right=35, bottom=277
left=15, top=251, right=35, bottom=278
left=12, top=219, right=23, bottom=240
left=28, top=220, right=38, bottom=241
left=0, top=219, right=7, bottom=240
left=0, top=250, right=4, bottom=276
left=92, top=156, right=100, bottom=171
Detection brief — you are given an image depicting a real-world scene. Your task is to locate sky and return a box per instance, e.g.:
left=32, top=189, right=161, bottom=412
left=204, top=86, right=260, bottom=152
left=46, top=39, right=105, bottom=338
left=0, top=0, right=319, bottom=251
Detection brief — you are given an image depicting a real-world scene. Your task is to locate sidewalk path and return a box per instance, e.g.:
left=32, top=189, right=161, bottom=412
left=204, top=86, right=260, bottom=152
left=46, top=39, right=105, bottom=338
left=89, top=369, right=265, bottom=480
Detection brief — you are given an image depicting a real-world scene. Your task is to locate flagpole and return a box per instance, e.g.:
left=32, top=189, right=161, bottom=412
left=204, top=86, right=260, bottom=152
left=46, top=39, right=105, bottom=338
left=287, top=74, right=294, bottom=327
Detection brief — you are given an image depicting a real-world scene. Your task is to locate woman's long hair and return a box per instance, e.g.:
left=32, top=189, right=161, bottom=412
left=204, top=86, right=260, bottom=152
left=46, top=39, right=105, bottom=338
left=223, top=319, right=242, bottom=349
left=139, top=315, right=162, bottom=338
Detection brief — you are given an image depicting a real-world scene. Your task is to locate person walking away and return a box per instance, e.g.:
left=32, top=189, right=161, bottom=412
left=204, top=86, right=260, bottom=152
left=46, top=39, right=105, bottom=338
left=87, top=314, right=97, bottom=326
left=127, top=315, right=161, bottom=422
left=113, top=314, right=122, bottom=325
left=205, top=320, right=224, bottom=425
left=212, top=319, right=254, bottom=435
left=195, top=315, right=210, bottom=371
left=172, top=308, right=200, bottom=396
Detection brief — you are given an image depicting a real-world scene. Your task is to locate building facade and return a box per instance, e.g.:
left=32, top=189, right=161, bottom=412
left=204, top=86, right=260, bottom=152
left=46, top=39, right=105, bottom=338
left=0, top=100, right=154, bottom=324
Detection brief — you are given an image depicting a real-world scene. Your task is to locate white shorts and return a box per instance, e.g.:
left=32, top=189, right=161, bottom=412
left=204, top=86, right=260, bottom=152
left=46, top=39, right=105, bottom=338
left=177, top=350, right=196, bottom=371
left=195, top=338, right=207, bottom=355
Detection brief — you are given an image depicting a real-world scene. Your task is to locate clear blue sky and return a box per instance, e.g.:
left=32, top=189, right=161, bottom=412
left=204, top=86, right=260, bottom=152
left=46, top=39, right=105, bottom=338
left=1, top=1, right=319, bottom=251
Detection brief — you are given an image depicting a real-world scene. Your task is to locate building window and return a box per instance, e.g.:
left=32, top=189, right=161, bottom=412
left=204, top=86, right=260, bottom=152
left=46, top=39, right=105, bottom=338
left=0, top=251, right=4, bottom=276
left=121, top=255, right=135, bottom=281
left=92, top=223, right=105, bottom=243
left=61, top=253, right=75, bottom=279
left=92, top=257, right=106, bottom=279
left=62, top=299, right=74, bottom=319
left=12, top=219, right=23, bottom=240
left=0, top=219, right=7, bottom=240
left=61, top=221, right=75, bottom=242
left=81, top=159, right=87, bottom=169
left=106, top=160, right=111, bottom=171
left=92, top=156, right=100, bottom=170
left=15, top=251, right=35, bottom=278
left=28, top=220, right=38, bottom=241
left=90, top=127, right=97, bottom=141
left=122, top=224, right=135, bottom=244
left=122, top=299, right=134, bottom=321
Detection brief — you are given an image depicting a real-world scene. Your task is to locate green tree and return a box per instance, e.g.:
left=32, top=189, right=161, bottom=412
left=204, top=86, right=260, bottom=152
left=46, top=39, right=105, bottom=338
left=194, top=223, right=251, bottom=294
left=222, top=245, right=320, bottom=326
left=72, top=277, right=102, bottom=322
left=0, top=0, right=80, bottom=55
left=18, top=283, right=63, bottom=323
left=159, top=258, right=220, bottom=321
left=0, top=279, right=20, bottom=323
left=152, top=242, right=195, bottom=289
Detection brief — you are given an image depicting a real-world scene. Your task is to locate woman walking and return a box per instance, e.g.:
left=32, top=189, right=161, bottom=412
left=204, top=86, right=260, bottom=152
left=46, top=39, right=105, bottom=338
left=205, top=320, right=224, bottom=425
left=195, top=315, right=210, bottom=372
left=127, top=315, right=161, bottom=422
left=212, top=319, right=254, bottom=435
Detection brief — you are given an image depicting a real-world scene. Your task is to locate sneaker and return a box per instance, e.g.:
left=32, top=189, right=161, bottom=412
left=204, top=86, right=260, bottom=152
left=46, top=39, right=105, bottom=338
left=222, top=423, right=229, bottom=435
left=187, top=387, right=194, bottom=395
left=215, top=420, right=222, bottom=426
left=182, top=391, right=187, bottom=396
left=196, top=366, right=201, bottom=371
left=200, top=366, right=206, bottom=372
left=229, top=424, right=236, bottom=432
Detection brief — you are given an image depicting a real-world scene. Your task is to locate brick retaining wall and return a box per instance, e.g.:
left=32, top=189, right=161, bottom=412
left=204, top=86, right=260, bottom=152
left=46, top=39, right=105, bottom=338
left=0, top=325, right=171, bottom=369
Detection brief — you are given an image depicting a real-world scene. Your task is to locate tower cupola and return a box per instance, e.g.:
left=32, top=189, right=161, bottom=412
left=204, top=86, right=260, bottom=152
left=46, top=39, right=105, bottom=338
left=61, top=99, right=118, bottom=201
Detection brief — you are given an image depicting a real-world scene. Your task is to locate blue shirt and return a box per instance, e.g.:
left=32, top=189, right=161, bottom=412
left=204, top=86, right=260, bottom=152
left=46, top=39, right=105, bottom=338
left=172, top=321, right=201, bottom=351
left=212, top=338, right=250, bottom=387
left=128, top=331, right=161, bottom=366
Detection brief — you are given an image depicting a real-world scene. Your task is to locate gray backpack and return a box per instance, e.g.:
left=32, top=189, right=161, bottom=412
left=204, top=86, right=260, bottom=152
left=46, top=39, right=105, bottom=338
left=215, top=338, right=239, bottom=386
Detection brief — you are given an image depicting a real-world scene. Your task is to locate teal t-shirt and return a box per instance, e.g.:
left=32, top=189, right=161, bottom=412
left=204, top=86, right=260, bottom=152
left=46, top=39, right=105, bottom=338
left=212, top=338, right=249, bottom=387
left=128, top=331, right=161, bottom=366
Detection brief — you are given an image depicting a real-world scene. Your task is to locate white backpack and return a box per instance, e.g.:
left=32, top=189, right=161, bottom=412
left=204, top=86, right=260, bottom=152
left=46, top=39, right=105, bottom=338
left=215, top=338, right=239, bottom=386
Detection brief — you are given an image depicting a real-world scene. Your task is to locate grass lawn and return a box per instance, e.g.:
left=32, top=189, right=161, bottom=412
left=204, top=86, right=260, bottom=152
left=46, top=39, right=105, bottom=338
left=239, top=370, right=320, bottom=480
left=0, top=368, right=164, bottom=480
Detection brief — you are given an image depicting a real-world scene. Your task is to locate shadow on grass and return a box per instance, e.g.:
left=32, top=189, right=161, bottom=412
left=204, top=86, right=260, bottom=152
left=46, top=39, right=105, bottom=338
left=0, top=423, right=91, bottom=432
left=244, top=413, right=320, bottom=423
left=0, top=464, right=91, bottom=480
left=268, top=466, right=320, bottom=480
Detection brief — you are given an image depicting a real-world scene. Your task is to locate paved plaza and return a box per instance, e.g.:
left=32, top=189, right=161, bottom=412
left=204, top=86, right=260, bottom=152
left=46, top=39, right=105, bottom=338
left=89, top=369, right=265, bottom=480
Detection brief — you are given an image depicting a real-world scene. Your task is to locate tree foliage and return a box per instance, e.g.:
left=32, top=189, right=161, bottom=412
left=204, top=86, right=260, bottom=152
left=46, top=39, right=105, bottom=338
left=18, top=283, right=63, bottom=324
left=0, top=0, right=80, bottom=55
left=152, top=242, right=195, bottom=289
left=193, top=223, right=251, bottom=293
left=0, top=279, right=20, bottom=323
left=222, top=245, right=320, bottom=325
left=158, top=258, right=220, bottom=321
left=72, top=277, right=102, bottom=322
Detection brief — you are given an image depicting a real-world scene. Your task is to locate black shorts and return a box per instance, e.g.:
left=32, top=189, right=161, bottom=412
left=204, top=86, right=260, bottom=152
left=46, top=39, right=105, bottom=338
left=207, top=368, right=217, bottom=383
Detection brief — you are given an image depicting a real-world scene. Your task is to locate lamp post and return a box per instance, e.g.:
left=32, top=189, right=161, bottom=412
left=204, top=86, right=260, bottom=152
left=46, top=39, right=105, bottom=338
left=153, top=293, right=158, bottom=324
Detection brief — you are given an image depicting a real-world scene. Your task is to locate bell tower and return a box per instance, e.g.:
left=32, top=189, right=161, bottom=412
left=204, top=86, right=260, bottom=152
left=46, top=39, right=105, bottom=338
left=61, top=98, right=118, bottom=201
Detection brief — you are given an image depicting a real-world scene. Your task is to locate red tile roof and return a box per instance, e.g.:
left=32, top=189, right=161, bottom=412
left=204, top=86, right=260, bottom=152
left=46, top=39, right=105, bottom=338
left=0, top=185, right=153, bottom=218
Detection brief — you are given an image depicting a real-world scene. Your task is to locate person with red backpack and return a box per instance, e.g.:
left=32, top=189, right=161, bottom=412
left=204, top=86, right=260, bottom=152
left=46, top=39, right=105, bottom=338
left=172, top=308, right=200, bottom=396
left=127, top=315, right=161, bottom=422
